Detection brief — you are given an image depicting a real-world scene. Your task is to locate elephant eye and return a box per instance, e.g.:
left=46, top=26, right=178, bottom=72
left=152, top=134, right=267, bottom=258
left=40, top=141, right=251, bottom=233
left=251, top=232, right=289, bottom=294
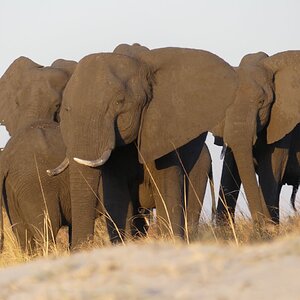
left=258, top=98, right=265, bottom=107
left=116, top=98, right=125, bottom=105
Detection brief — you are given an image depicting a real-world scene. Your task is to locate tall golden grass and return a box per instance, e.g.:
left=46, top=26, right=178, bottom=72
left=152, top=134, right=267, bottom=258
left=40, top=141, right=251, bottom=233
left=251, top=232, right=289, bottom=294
left=1, top=206, right=300, bottom=269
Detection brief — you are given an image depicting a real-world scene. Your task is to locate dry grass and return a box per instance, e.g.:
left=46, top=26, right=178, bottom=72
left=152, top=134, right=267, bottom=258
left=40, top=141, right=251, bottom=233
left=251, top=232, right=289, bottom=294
left=0, top=151, right=297, bottom=268
left=1, top=206, right=300, bottom=269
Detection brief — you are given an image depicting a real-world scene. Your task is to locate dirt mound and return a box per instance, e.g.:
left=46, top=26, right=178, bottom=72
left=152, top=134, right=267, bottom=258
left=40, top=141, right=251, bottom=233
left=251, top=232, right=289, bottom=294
left=0, top=237, right=299, bottom=299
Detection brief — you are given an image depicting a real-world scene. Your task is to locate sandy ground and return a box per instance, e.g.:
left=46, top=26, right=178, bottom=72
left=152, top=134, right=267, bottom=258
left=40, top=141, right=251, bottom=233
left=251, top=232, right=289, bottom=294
left=0, top=236, right=299, bottom=300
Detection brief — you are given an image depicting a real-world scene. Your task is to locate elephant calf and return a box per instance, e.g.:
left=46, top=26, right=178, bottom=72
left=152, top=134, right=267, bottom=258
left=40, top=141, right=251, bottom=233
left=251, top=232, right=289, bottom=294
left=0, top=121, right=71, bottom=251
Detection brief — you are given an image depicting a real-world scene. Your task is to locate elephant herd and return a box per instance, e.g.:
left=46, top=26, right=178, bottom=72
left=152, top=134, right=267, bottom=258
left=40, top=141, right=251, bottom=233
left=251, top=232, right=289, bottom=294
left=0, top=43, right=299, bottom=252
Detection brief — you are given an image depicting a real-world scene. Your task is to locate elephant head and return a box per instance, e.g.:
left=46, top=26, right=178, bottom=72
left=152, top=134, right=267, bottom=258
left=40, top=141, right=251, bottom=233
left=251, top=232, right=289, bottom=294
left=60, top=53, right=153, bottom=163
left=0, top=57, right=76, bottom=135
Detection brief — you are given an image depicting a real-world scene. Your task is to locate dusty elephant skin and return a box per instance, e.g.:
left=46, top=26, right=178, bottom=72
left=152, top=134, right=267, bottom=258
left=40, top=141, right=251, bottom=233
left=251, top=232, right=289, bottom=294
left=0, top=121, right=71, bottom=251
left=0, top=57, right=77, bottom=136
left=217, top=51, right=300, bottom=225
left=55, top=43, right=279, bottom=248
left=139, top=141, right=216, bottom=235
left=217, top=125, right=300, bottom=225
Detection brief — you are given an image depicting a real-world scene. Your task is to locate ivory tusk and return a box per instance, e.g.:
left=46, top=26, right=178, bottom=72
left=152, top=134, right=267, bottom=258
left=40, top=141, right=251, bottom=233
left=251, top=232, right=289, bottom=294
left=47, top=157, right=69, bottom=176
left=73, top=149, right=112, bottom=167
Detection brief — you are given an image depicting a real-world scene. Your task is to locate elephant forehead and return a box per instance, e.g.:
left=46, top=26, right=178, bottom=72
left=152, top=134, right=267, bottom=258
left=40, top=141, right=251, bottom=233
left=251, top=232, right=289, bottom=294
left=139, top=59, right=237, bottom=162
left=77, top=53, right=140, bottom=80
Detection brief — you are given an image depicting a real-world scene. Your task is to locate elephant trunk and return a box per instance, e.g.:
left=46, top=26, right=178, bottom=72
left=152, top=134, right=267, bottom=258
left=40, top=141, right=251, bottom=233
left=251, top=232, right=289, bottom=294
left=224, top=104, right=270, bottom=225
left=69, top=159, right=101, bottom=249
left=64, top=118, right=115, bottom=249
left=231, top=141, right=270, bottom=223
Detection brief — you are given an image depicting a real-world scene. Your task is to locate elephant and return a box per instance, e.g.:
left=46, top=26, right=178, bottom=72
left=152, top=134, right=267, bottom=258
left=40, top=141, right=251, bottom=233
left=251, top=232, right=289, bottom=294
left=0, top=57, right=77, bottom=136
left=217, top=124, right=300, bottom=224
left=50, top=43, right=284, bottom=248
left=0, top=121, right=71, bottom=251
left=216, top=51, right=300, bottom=225
left=139, top=142, right=216, bottom=236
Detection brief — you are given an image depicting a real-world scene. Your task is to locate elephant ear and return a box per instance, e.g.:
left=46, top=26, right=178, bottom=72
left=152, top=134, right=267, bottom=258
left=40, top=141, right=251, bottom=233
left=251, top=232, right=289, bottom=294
left=138, top=48, right=237, bottom=163
left=51, top=59, right=78, bottom=77
left=0, top=57, right=42, bottom=128
left=264, top=51, right=300, bottom=144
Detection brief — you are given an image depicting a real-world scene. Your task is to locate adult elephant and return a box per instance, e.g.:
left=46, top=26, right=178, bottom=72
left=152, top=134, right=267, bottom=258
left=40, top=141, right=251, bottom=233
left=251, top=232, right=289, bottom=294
left=216, top=51, right=300, bottom=225
left=0, top=57, right=77, bottom=136
left=217, top=124, right=300, bottom=224
left=53, top=45, right=280, bottom=248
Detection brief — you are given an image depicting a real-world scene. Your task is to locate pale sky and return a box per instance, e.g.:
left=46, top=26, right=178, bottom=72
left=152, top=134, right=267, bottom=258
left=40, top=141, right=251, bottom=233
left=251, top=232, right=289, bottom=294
left=1, top=0, right=300, bottom=218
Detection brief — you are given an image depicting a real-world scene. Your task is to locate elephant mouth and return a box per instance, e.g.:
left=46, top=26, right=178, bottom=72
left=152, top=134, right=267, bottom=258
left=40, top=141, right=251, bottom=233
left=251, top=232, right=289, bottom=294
left=73, top=149, right=112, bottom=167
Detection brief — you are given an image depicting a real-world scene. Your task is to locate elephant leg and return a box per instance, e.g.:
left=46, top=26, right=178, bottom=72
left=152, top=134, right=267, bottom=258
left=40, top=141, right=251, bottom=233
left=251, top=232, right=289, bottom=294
left=102, top=166, right=130, bottom=243
left=151, top=152, right=184, bottom=239
left=18, top=187, right=61, bottom=249
left=177, top=134, right=207, bottom=235
left=128, top=180, right=148, bottom=238
left=4, top=187, right=34, bottom=251
left=258, top=143, right=290, bottom=223
left=216, top=147, right=241, bottom=226
left=186, top=157, right=210, bottom=231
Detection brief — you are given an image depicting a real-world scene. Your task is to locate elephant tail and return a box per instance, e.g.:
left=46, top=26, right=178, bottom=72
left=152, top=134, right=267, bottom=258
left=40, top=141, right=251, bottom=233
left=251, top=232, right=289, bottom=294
left=291, top=183, right=299, bottom=211
left=208, top=164, right=216, bottom=223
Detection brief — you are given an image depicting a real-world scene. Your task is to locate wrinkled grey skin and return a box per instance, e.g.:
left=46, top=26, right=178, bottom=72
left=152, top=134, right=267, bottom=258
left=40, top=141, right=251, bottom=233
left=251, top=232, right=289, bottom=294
left=0, top=122, right=71, bottom=251
left=0, top=57, right=77, bottom=136
left=57, top=44, right=278, bottom=248
left=217, top=124, right=300, bottom=224
left=139, top=142, right=216, bottom=236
